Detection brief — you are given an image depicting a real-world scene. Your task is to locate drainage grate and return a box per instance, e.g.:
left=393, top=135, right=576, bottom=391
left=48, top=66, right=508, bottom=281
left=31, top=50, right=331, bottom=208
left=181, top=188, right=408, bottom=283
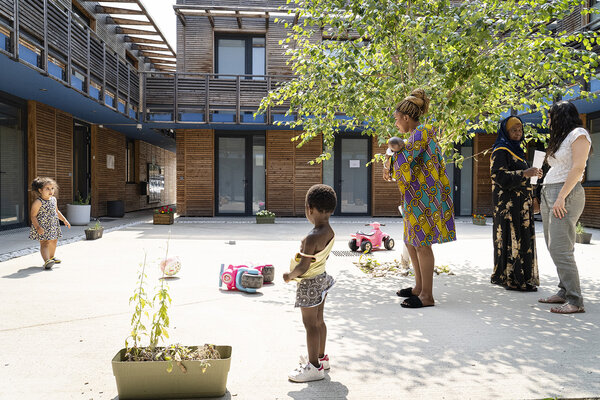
left=332, top=250, right=363, bottom=257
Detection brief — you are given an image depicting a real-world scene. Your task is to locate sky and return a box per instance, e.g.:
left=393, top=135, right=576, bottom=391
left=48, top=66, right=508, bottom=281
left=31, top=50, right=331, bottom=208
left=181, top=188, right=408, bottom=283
left=140, top=0, right=178, bottom=50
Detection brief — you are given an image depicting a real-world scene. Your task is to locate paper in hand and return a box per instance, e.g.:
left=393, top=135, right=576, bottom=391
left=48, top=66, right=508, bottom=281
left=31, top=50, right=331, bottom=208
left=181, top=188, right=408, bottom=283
left=530, top=150, right=545, bottom=185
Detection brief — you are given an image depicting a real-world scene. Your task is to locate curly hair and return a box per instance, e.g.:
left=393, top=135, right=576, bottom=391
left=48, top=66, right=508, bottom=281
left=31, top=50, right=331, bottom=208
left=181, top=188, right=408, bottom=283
left=547, top=101, right=583, bottom=158
left=306, top=184, right=337, bottom=214
left=395, top=89, right=430, bottom=121
left=31, top=177, right=57, bottom=193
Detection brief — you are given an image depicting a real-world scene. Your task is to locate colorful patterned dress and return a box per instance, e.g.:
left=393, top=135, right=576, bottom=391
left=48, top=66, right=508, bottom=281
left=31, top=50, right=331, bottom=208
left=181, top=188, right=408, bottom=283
left=490, top=148, right=539, bottom=290
left=391, top=124, right=456, bottom=247
left=29, top=197, right=62, bottom=241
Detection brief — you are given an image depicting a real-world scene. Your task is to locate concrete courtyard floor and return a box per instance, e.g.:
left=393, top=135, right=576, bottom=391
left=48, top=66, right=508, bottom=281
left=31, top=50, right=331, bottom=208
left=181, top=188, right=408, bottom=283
left=1, top=216, right=599, bottom=400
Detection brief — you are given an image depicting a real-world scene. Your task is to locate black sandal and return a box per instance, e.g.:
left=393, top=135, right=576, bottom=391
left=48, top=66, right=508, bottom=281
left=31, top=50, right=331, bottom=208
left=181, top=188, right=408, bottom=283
left=396, top=287, right=413, bottom=297
left=401, top=296, right=434, bottom=308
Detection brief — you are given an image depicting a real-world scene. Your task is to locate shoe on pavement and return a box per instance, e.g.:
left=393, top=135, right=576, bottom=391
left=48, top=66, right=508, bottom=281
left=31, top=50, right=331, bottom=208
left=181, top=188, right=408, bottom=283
left=43, top=259, right=55, bottom=270
left=288, top=362, right=324, bottom=382
left=299, top=354, right=330, bottom=370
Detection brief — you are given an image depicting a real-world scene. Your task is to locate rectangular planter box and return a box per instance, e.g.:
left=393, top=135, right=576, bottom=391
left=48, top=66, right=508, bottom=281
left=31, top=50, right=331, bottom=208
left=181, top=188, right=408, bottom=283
left=153, top=214, right=174, bottom=225
left=256, top=216, right=275, bottom=224
left=472, top=218, right=486, bottom=226
left=576, top=232, right=592, bottom=244
left=84, top=228, right=103, bottom=240
left=112, top=345, right=232, bottom=399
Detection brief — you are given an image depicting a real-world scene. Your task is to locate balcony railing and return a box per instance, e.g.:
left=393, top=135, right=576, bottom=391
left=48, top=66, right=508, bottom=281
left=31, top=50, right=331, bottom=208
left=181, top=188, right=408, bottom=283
left=142, top=72, right=294, bottom=125
left=0, top=0, right=140, bottom=119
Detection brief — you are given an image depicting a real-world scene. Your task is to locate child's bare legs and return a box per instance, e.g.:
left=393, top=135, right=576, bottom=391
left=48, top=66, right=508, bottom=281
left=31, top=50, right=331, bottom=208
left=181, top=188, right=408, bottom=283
left=317, top=296, right=327, bottom=358
left=47, top=239, right=58, bottom=259
left=415, top=245, right=435, bottom=306
left=406, top=244, right=422, bottom=296
left=301, top=298, right=327, bottom=368
left=39, top=240, right=51, bottom=262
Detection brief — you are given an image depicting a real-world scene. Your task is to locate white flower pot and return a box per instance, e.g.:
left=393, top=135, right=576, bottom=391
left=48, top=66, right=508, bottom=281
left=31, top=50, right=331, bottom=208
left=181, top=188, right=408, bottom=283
left=67, top=204, right=91, bottom=226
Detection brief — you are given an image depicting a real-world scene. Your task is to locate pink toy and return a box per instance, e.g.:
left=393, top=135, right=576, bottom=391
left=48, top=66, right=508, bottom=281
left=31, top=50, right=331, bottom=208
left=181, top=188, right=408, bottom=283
left=219, top=264, right=275, bottom=292
left=349, top=222, right=395, bottom=253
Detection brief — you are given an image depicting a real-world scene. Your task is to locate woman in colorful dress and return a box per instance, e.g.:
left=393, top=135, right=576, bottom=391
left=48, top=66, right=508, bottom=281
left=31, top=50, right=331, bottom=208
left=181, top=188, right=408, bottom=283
left=490, top=116, right=543, bottom=291
left=383, top=89, right=457, bottom=308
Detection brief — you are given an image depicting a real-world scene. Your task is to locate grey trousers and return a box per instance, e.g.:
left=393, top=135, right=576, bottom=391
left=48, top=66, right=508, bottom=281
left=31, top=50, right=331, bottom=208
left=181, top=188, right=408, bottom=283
left=540, top=182, right=586, bottom=307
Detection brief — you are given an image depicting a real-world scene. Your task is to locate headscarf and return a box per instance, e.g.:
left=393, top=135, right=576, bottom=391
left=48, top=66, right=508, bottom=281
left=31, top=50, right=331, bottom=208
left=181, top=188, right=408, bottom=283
left=492, top=116, right=526, bottom=161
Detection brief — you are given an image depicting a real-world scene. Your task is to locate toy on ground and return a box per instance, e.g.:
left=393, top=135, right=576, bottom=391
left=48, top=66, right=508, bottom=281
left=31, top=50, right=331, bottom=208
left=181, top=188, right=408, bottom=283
left=349, top=222, right=395, bottom=253
left=219, top=264, right=275, bottom=293
left=159, top=257, right=181, bottom=277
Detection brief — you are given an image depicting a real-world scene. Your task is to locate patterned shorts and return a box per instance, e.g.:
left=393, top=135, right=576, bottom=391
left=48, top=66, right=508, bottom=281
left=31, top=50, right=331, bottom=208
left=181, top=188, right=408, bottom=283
left=295, top=272, right=335, bottom=308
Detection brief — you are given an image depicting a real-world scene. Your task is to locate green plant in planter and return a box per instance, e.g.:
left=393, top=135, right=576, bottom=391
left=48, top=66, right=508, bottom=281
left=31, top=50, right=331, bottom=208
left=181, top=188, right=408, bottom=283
left=73, top=192, right=91, bottom=205
left=256, top=210, right=275, bottom=218
left=576, top=222, right=586, bottom=235
left=88, top=219, right=103, bottom=230
left=124, top=245, right=221, bottom=372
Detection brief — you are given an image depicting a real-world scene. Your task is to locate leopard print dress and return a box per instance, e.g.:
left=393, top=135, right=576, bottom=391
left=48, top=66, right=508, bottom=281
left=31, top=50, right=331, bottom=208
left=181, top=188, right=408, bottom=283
left=29, top=197, right=62, bottom=241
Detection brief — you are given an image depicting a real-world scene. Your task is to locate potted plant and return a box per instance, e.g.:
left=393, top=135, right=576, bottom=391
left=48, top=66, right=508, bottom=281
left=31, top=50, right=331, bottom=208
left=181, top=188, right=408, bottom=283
left=67, top=192, right=91, bottom=226
left=112, top=250, right=232, bottom=399
left=255, top=209, right=275, bottom=224
left=472, top=214, right=487, bottom=226
left=576, top=222, right=592, bottom=244
left=84, top=219, right=103, bottom=240
left=153, top=206, right=174, bottom=225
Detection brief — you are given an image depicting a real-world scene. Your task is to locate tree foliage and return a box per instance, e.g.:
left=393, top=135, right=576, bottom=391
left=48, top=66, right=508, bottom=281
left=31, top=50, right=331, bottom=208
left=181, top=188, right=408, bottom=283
left=259, top=0, right=600, bottom=165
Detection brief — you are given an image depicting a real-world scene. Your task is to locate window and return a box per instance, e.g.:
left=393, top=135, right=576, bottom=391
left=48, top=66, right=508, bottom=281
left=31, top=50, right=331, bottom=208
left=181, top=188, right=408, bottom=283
left=126, top=139, right=136, bottom=183
left=215, top=35, right=265, bottom=78
left=71, top=1, right=95, bottom=30
left=586, top=115, right=600, bottom=182
left=126, top=51, right=139, bottom=70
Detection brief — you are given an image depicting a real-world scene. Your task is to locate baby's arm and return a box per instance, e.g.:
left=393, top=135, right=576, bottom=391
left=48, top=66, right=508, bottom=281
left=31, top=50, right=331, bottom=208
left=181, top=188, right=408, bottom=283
left=283, top=235, right=318, bottom=283
left=55, top=200, right=71, bottom=228
left=30, top=200, right=44, bottom=235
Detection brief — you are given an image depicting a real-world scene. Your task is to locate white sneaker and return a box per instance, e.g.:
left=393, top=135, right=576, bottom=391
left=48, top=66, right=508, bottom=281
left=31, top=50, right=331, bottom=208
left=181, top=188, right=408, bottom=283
left=288, top=362, right=325, bottom=382
left=300, top=354, right=330, bottom=370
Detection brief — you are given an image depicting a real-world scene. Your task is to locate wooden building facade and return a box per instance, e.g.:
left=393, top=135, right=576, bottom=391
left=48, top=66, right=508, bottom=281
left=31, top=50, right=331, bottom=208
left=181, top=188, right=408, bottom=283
left=0, top=0, right=177, bottom=230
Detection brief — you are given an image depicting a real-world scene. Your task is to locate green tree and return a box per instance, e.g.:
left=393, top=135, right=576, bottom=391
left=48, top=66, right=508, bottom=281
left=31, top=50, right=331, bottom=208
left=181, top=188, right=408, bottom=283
left=259, top=0, right=600, bottom=165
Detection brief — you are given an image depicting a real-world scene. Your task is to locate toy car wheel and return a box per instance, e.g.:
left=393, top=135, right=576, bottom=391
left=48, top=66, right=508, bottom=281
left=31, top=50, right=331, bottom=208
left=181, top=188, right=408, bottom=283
left=360, top=240, right=372, bottom=253
left=241, top=272, right=264, bottom=289
left=261, top=265, right=275, bottom=283
left=348, top=239, right=359, bottom=251
left=384, top=237, right=395, bottom=250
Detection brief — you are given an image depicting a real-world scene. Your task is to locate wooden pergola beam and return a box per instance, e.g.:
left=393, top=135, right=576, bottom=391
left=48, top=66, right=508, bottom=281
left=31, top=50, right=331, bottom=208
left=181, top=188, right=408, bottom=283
left=106, top=16, right=152, bottom=26
left=132, top=44, right=172, bottom=52
left=116, top=27, right=160, bottom=35
left=125, top=36, right=167, bottom=45
left=139, top=51, right=176, bottom=58
left=146, top=58, right=176, bottom=65
left=95, top=5, right=144, bottom=15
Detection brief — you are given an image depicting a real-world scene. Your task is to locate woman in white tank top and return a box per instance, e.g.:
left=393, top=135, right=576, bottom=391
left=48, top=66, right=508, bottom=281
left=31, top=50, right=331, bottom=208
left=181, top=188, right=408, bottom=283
left=538, top=101, right=591, bottom=314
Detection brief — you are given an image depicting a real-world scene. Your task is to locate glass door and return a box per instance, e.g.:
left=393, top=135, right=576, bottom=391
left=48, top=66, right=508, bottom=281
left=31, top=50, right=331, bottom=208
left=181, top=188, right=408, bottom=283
left=73, top=121, right=91, bottom=203
left=216, top=134, right=265, bottom=215
left=333, top=136, right=370, bottom=215
left=0, top=99, right=26, bottom=230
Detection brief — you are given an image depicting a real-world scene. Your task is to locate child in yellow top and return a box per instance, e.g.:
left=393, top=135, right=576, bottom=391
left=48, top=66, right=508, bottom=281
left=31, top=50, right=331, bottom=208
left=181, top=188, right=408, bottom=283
left=284, top=184, right=336, bottom=383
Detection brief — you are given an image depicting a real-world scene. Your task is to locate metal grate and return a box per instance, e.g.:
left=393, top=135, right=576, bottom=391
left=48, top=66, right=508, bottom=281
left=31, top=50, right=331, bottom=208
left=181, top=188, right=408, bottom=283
left=332, top=250, right=363, bottom=257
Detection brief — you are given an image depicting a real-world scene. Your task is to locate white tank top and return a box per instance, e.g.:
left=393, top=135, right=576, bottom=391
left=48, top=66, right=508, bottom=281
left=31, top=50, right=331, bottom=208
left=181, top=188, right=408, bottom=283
left=544, top=127, right=591, bottom=185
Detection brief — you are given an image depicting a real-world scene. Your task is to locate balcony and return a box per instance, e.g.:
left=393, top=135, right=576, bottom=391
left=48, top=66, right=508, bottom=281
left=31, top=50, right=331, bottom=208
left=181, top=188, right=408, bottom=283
left=0, top=0, right=140, bottom=119
left=143, top=72, right=294, bottom=125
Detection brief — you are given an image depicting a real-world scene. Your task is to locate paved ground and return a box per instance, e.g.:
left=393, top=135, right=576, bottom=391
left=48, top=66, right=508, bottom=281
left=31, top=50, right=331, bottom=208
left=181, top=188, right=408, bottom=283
left=1, top=215, right=599, bottom=400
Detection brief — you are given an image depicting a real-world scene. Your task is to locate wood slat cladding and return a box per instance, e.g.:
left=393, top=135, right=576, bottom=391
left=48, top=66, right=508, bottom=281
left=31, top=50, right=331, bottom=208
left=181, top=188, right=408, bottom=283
left=371, top=137, right=402, bottom=216
left=266, top=131, right=322, bottom=216
left=266, top=17, right=293, bottom=76
left=26, top=101, right=73, bottom=214
left=178, top=15, right=213, bottom=73
left=176, top=129, right=215, bottom=216
left=581, top=187, right=600, bottom=228
left=293, top=134, right=323, bottom=215
left=473, top=133, right=496, bottom=215
left=92, top=127, right=176, bottom=216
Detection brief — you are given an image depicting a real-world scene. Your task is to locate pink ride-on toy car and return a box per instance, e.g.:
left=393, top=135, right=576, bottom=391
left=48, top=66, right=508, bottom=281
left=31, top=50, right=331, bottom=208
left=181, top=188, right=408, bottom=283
left=348, top=222, right=395, bottom=253
left=219, top=264, right=275, bottom=293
